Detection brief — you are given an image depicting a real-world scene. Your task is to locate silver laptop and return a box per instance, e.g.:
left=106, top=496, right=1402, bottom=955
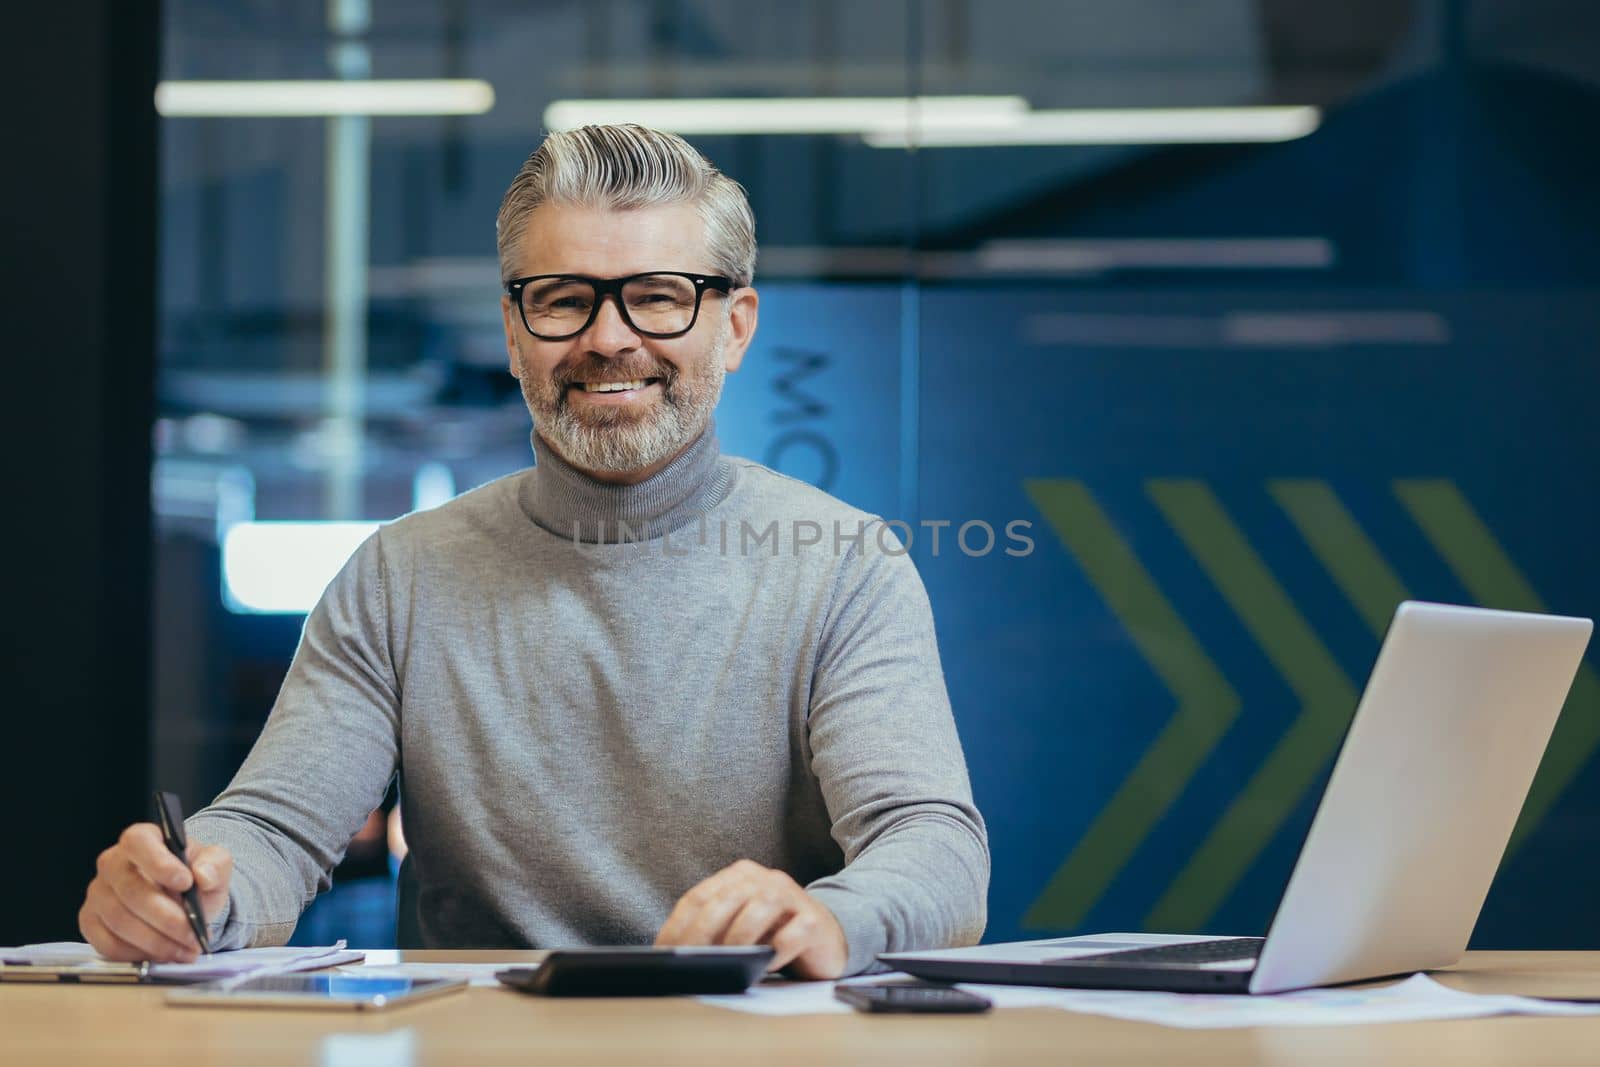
left=885, top=602, right=1592, bottom=994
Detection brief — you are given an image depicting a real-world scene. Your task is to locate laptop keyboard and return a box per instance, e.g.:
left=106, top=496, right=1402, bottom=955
left=1068, top=937, right=1265, bottom=965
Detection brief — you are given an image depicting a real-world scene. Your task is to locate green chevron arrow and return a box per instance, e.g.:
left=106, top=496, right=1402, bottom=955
left=1394, top=479, right=1600, bottom=849
left=1144, top=480, right=1359, bottom=930
left=1270, top=479, right=1411, bottom=637
left=1023, top=480, right=1240, bottom=929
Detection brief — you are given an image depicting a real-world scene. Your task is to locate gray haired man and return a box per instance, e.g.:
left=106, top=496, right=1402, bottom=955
left=79, top=124, right=989, bottom=979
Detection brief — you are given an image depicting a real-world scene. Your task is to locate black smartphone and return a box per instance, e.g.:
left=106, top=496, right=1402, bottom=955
left=833, top=983, right=992, bottom=1014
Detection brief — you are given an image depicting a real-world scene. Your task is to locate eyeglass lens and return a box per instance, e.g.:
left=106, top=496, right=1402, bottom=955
left=521, top=274, right=702, bottom=337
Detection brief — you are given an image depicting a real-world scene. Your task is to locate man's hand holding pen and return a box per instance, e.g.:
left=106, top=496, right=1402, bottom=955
left=79, top=822, right=234, bottom=963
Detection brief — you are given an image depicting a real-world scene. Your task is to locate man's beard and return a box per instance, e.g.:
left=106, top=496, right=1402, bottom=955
left=517, top=320, right=727, bottom=475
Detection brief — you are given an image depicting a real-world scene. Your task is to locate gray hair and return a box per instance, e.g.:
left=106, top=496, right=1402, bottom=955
left=496, top=124, right=756, bottom=287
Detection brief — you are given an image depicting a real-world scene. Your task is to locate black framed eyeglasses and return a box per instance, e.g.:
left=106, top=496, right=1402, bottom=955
left=505, top=271, right=735, bottom=341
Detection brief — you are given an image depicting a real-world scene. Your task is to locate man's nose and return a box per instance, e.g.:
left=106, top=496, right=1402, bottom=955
left=584, top=294, right=641, bottom=352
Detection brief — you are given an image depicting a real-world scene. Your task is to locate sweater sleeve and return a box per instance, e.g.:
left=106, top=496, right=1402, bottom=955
left=184, top=530, right=402, bottom=950
left=802, top=524, right=990, bottom=976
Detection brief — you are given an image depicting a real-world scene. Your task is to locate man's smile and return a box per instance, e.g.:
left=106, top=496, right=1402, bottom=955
left=565, top=377, right=666, bottom=405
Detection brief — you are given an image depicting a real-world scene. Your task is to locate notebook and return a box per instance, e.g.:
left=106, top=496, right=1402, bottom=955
left=0, top=940, right=363, bottom=984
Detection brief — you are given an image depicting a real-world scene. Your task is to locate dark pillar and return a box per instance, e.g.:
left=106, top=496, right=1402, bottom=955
left=0, top=1, right=160, bottom=944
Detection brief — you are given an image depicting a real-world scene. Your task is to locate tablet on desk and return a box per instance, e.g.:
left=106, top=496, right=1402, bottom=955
left=166, top=974, right=467, bottom=1011
left=496, top=946, right=773, bottom=996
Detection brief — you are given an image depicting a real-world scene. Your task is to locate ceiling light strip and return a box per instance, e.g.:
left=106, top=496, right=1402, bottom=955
left=543, top=95, right=1029, bottom=136
left=155, top=80, right=496, bottom=117
left=863, top=106, right=1321, bottom=147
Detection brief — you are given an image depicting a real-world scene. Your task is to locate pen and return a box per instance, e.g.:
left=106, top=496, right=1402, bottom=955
left=152, top=791, right=213, bottom=957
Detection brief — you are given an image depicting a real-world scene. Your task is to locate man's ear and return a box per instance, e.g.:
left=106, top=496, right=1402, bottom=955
left=501, top=293, right=522, bottom=378
left=721, top=285, right=759, bottom=374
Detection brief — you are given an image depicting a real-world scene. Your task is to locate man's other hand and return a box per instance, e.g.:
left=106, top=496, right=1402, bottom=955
left=79, top=823, right=233, bottom=962
left=654, top=859, right=848, bottom=979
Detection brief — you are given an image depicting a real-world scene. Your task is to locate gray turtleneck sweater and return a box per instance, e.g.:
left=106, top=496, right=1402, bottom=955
left=186, top=422, right=989, bottom=975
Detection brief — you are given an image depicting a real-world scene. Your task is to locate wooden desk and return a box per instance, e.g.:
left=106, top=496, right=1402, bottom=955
left=3, top=951, right=1599, bottom=1066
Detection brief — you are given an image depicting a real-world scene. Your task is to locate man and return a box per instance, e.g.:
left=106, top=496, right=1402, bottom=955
left=79, top=124, right=988, bottom=979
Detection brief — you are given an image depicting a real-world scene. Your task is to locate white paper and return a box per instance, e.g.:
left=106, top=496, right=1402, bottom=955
left=0, top=940, right=363, bottom=982
left=158, top=942, right=365, bottom=983
left=698, top=972, right=1600, bottom=1028
left=698, top=979, right=854, bottom=1015
left=0, top=942, right=108, bottom=965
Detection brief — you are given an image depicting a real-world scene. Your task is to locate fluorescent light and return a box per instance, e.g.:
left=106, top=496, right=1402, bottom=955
left=543, top=96, right=1028, bottom=136
left=222, top=521, right=378, bottom=614
left=978, top=238, right=1335, bottom=273
left=863, top=106, right=1320, bottom=147
left=541, top=97, right=1319, bottom=146
left=156, top=80, right=495, bottom=117
left=1223, top=311, right=1449, bottom=347
left=1022, top=309, right=1448, bottom=349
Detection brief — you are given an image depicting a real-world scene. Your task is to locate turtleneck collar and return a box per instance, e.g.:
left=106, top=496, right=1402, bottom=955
left=519, top=418, right=735, bottom=543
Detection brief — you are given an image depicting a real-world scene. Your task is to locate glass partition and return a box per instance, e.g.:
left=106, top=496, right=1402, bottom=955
left=154, top=0, right=1600, bottom=948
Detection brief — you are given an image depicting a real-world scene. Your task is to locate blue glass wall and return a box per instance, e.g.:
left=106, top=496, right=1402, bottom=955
left=156, top=1, right=1600, bottom=949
